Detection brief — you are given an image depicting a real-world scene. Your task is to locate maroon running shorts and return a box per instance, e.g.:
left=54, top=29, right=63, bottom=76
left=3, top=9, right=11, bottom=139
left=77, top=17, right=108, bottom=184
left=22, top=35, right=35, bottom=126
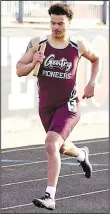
left=39, top=101, right=81, bottom=141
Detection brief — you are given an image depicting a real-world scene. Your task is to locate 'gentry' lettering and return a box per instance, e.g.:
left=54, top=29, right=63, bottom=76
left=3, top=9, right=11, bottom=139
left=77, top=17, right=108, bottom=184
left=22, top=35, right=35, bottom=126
left=44, top=54, right=72, bottom=72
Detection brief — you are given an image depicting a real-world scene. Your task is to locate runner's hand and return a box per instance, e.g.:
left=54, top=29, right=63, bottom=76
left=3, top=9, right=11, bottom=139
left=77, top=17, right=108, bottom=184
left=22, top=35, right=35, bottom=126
left=82, top=82, right=95, bottom=99
left=33, top=51, right=45, bottom=65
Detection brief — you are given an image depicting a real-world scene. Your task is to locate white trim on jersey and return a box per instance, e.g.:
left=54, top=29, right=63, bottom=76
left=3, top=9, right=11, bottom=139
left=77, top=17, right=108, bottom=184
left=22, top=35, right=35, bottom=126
left=70, top=36, right=81, bottom=58
left=70, top=36, right=78, bottom=45
left=69, top=41, right=78, bottom=50
left=38, top=35, right=48, bottom=50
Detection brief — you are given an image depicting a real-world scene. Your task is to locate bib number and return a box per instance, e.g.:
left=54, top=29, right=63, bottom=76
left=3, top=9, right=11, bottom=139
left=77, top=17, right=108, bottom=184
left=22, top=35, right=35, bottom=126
left=68, top=100, right=77, bottom=112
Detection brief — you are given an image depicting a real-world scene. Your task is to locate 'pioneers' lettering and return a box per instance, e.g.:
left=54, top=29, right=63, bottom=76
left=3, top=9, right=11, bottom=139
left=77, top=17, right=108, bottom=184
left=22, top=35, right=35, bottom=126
left=42, top=70, right=72, bottom=79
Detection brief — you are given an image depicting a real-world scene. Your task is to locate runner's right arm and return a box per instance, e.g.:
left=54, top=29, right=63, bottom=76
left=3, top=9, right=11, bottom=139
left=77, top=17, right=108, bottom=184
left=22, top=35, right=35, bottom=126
left=16, top=38, right=45, bottom=77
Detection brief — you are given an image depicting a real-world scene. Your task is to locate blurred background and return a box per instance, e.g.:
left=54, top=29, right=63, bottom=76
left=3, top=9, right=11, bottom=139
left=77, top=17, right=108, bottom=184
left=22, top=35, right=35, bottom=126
left=1, top=1, right=109, bottom=149
left=1, top=1, right=109, bottom=25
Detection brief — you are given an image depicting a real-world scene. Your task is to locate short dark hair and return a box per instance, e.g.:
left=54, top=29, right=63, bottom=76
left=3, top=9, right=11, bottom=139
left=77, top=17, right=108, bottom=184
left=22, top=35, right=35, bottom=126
left=48, top=3, right=73, bottom=21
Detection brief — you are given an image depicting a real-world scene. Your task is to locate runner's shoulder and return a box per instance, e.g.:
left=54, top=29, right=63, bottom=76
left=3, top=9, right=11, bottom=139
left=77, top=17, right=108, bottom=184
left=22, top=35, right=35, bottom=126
left=70, top=35, right=90, bottom=57
left=31, top=35, right=48, bottom=51
left=31, top=37, right=40, bottom=51
left=70, top=35, right=87, bottom=47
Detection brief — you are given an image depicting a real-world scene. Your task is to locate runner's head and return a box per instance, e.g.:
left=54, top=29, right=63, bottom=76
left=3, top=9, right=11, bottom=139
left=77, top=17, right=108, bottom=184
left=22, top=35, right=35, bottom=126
left=48, top=3, right=73, bottom=38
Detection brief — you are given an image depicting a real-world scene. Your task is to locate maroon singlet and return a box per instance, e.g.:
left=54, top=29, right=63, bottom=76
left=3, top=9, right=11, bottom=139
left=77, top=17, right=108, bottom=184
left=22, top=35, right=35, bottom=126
left=37, top=35, right=81, bottom=139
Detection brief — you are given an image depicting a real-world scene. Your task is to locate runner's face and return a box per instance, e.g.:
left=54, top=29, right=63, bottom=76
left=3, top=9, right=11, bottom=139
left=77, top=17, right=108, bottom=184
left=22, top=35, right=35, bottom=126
left=50, top=14, right=70, bottom=38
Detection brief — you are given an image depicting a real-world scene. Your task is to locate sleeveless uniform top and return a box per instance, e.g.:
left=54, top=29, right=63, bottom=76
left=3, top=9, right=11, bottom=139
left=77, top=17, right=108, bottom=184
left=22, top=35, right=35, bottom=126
left=37, top=35, right=80, bottom=112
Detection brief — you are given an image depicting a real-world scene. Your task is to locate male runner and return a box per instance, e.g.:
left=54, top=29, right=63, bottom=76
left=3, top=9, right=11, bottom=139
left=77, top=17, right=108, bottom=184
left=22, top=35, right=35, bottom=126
left=16, top=3, right=101, bottom=210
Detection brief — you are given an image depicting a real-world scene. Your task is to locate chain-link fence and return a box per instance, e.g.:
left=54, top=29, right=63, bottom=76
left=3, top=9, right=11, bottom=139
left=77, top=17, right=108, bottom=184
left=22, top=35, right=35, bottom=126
left=1, top=1, right=108, bottom=24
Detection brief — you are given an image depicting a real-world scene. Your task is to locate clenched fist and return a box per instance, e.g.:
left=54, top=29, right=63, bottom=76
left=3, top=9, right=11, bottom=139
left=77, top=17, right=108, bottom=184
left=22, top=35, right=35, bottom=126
left=32, top=51, right=45, bottom=66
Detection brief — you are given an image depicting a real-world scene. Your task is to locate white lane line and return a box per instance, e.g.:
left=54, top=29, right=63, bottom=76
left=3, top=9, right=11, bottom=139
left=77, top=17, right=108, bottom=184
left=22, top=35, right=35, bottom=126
left=1, top=138, right=108, bottom=153
left=2, top=160, right=46, bottom=168
left=56, top=189, right=109, bottom=201
left=1, top=146, right=45, bottom=153
left=90, top=152, right=109, bottom=156
left=1, top=203, right=33, bottom=210
left=1, top=189, right=109, bottom=210
left=1, top=168, right=108, bottom=187
left=74, top=138, right=108, bottom=145
left=2, top=152, right=109, bottom=168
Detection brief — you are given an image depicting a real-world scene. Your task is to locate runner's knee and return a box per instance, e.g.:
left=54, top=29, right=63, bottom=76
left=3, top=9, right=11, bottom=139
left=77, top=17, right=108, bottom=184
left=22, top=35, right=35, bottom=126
left=45, top=131, right=63, bottom=155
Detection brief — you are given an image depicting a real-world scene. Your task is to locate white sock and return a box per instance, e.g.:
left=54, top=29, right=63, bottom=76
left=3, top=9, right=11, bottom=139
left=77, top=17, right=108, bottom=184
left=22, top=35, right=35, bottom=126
left=46, top=186, right=56, bottom=200
left=76, top=148, right=85, bottom=161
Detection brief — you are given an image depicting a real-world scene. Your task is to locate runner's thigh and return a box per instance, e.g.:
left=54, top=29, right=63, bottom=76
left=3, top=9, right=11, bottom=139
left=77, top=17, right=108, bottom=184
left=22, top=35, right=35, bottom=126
left=48, top=101, right=81, bottom=140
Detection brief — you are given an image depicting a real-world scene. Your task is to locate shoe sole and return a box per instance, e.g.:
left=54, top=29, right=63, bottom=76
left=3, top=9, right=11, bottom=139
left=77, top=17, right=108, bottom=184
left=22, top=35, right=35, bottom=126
left=82, top=146, right=92, bottom=178
left=32, top=198, right=55, bottom=210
